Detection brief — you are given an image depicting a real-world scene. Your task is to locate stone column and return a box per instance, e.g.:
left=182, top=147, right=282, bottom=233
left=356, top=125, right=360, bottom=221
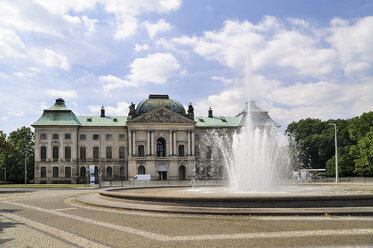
left=147, top=130, right=150, bottom=156
left=187, top=130, right=191, bottom=156
left=151, top=130, right=155, bottom=156
left=173, top=131, right=177, bottom=156
left=132, top=130, right=136, bottom=156
left=169, top=130, right=173, bottom=157
left=128, top=130, right=132, bottom=158
left=192, top=130, right=195, bottom=155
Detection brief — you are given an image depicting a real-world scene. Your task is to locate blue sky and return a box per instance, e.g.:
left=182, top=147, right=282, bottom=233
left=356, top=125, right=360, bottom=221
left=1, top=0, right=373, bottom=134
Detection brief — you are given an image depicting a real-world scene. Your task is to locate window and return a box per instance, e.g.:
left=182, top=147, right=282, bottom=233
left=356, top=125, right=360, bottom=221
left=106, top=147, right=112, bottom=159
left=65, top=167, right=71, bottom=177
left=119, top=134, right=125, bottom=140
left=106, top=134, right=112, bottom=141
left=93, top=146, right=99, bottom=160
left=53, top=147, right=59, bottom=162
left=195, top=134, right=200, bottom=141
left=178, top=145, right=185, bottom=157
left=93, top=134, right=99, bottom=140
left=179, top=165, right=186, bottom=180
left=120, top=166, right=125, bottom=177
left=65, top=133, right=71, bottom=140
left=156, top=138, right=166, bottom=157
left=80, top=146, right=86, bottom=161
left=52, top=133, right=59, bottom=139
left=41, top=167, right=46, bottom=177
left=41, top=146, right=47, bottom=161
left=206, top=146, right=212, bottom=159
left=40, top=134, right=47, bottom=140
left=218, top=166, right=224, bottom=177
left=138, top=145, right=145, bottom=157
left=106, top=167, right=112, bottom=177
left=138, top=165, right=145, bottom=175
left=65, top=146, right=71, bottom=161
left=80, top=134, right=86, bottom=140
left=80, top=167, right=86, bottom=177
left=195, top=146, right=200, bottom=159
left=53, top=167, right=59, bottom=177
left=119, top=147, right=125, bottom=159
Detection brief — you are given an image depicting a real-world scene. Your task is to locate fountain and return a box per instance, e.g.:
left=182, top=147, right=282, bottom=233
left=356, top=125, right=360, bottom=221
left=210, top=102, right=282, bottom=192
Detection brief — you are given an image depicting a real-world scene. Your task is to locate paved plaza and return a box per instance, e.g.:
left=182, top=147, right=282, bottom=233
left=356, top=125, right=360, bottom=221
left=1, top=188, right=373, bottom=247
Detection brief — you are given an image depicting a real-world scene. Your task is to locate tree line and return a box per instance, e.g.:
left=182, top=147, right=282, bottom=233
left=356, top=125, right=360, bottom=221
left=285, top=112, right=373, bottom=177
left=0, top=127, right=34, bottom=183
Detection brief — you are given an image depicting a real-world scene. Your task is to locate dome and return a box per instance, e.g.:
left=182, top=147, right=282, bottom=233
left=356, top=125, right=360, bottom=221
left=135, top=95, right=186, bottom=116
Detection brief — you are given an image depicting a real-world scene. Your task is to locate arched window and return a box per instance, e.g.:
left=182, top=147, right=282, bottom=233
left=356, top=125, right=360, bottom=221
left=218, top=166, right=224, bottom=177
left=93, top=146, right=99, bottom=160
left=53, top=147, right=59, bottom=162
left=65, top=146, right=71, bottom=161
left=80, top=146, right=86, bottom=161
left=53, top=167, right=59, bottom=177
left=156, top=138, right=166, bottom=157
left=178, top=165, right=186, bottom=180
left=65, top=167, right=71, bottom=177
left=138, top=165, right=145, bottom=174
left=41, top=146, right=47, bottom=161
left=41, top=167, right=46, bottom=177
left=80, top=167, right=86, bottom=178
left=120, top=166, right=125, bottom=178
left=138, top=145, right=145, bottom=157
left=119, top=147, right=125, bottom=159
left=106, top=167, right=112, bottom=177
left=178, top=145, right=184, bottom=157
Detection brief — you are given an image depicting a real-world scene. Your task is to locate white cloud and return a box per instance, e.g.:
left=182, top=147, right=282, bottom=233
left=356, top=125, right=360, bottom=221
left=46, top=89, right=77, bottom=98
left=8, top=111, right=24, bottom=117
left=328, top=16, right=373, bottom=76
left=144, top=19, right=172, bottom=39
left=89, top=101, right=130, bottom=116
left=195, top=87, right=246, bottom=116
left=134, top=44, right=149, bottom=52
left=1, top=117, right=9, bottom=121
left=37, top=49, right=70, bottom=70
left=0, top=27, right=26, bottom=58
left=127, top=53, right=181, bottom=83
left=211, top=76, right=233, bottom=85
left=99, top=75, right=137, bottom=94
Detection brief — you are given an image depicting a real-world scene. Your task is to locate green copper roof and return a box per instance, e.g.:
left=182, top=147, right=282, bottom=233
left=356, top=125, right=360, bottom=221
left=195, top=115, right=243, bottom=127
left=135, top=94, right=186, bottom=116
left=32, top=98, right=81, bottom=126
left=77, top=116, right=127, bottom=126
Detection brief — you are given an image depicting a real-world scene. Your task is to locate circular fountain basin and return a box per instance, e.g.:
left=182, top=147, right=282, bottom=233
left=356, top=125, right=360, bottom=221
left=100, top=184, right=373, bottom=208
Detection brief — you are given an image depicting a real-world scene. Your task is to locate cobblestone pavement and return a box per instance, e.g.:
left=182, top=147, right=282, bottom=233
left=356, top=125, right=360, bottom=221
left=1, top=189, right=373, bottom=247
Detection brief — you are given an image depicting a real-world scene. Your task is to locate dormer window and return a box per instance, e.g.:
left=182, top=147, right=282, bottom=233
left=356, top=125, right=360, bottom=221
left=199, top=118, right=205, bottom=122
left=87, top=118, right=92, bottom=122
left=113, top=118, right=118, bottom=122
left=220, top=117, right=227, bottom=122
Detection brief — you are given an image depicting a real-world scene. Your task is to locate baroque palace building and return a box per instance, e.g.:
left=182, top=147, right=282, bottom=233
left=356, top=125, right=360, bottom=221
left=32, top=94, right=278, bottom=184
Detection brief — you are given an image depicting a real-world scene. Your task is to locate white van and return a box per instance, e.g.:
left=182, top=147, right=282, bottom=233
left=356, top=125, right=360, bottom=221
left=132, top=174, right=151, bottom=181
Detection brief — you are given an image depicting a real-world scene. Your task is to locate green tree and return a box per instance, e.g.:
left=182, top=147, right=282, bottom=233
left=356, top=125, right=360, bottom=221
left=352, top=131, right=373, bottom=176
left=4, top=127, right=35, bottom=183
left=0, top=131, right=7, bottom=182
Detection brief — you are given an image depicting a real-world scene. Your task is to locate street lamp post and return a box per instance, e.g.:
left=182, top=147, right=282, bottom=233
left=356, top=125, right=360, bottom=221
left=329, top=123, right=338, bottom=183
left=24, top=149, right=27, bottom=184
left=99, top=132, right=102, bottom=189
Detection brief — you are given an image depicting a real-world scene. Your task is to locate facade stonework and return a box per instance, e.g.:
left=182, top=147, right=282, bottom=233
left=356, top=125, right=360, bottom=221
left=32, top=95, right=278, bottom=183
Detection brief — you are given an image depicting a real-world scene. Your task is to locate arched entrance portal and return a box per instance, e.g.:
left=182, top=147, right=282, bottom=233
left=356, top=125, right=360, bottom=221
left=178, top=165, right=186, bottom=180
left=156, top=138, right=166, bottom=157
left=157, top=165, right=167, bottom=180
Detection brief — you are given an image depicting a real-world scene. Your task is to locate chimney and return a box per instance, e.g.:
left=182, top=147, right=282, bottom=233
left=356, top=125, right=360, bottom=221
left=101, top=105, right=105, bottom=117
left=208, top=107, right=213, bottom=118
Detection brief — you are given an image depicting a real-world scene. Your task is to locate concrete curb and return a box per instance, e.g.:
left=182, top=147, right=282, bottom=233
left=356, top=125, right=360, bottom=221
left=76, top=193, right=373, bottom=216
